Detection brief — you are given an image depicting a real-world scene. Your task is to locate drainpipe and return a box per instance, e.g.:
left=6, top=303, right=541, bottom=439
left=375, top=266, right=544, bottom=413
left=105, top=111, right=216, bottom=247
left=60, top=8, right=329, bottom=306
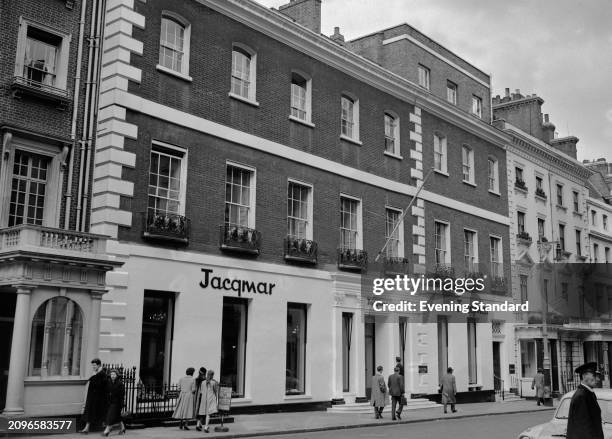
left=76, top=0, right=100, bottom=230
left=64, top=0, right=88, bottom=230
left=80, top=0, right=106, bottom=232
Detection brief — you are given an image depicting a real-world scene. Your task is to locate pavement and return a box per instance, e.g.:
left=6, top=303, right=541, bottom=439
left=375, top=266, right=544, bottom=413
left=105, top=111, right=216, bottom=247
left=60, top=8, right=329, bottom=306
left=26, top=399, right=555, bottom=439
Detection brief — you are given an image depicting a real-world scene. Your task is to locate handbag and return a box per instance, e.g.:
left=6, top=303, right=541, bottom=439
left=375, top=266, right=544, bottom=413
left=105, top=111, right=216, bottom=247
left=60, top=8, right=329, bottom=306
left=400, top=395, right=407, bottom=406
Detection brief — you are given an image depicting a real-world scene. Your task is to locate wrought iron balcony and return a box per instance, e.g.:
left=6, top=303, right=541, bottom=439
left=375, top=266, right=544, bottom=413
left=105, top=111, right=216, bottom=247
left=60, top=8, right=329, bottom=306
left=11, top=74, right=70, bottom=109
left=219, top=225, right=262, bottom=255
left=284, top=236, right=318, bottom=264
left=337, top=248, right=368, bottom=271
left=429, top=263, right=455, bottom=279
left=142, top=211, right=190, bottom=244
left=382, top=256, right=410, bottom=276
left=516, top=231, right=532, bottom=246
left=514, top=179, right=527, bottom=191
left=535, top=187, right=547, bottom=198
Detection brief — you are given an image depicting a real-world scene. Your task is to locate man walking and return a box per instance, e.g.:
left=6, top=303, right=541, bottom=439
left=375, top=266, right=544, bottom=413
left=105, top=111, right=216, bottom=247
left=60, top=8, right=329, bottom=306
left=532, top=368, right=545, bottom=406
left=370, top=365, right=387, bottom=419
left=388, top=366, right=405, bottom=420
left=566, top=362, right=604, bottom=439
left=440, top=367, right=457, bottom=414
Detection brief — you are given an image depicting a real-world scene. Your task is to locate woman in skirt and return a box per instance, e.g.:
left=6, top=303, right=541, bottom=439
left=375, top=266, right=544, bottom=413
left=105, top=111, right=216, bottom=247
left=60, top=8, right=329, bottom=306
left=197, top=369, right=219, bottom=433
left=172, top=367, right=196, bottom=430
left=194, top=367, right=207, bottom=431
left=103, top=369, right=126, bottom=436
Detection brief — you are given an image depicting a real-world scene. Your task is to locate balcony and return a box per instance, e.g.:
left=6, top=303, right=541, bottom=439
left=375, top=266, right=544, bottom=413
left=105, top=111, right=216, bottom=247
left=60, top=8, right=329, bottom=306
left=337, top=248, right=368, bottom=271
left=382, top=256, right=410, bottom=276
left=535, top=187, right=547, bottom=199
left=284, top=236, right=318, bottom=264
left=11, top=74, right=70, bottom=109
left=219, top=225, right=262, bottom=255
left=429, top=263, right=455, bottom=280
left=142, top=212, right=190, bottom=245
left=514, top=179, right=528, bottom=192
left=516, top=231, right=532, bottom=246
left=0, top=224, right=121, bottom=287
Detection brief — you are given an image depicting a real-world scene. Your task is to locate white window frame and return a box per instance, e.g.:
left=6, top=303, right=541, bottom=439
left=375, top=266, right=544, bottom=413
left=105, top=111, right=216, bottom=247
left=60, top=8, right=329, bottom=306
left=488, top=157, right=499, bottom=193
left=225, top=161, right=256, bottom=228
left=383, top=111, right=401, bottom=157
left=446, top=81, right=457, bottom=105
left=340, top=94, right=360, bottom=144
left=434, top=220, right=451, bottom=265
left=537, top=217, right=546, bottom=241
left=464, top=228, right=479, bottom=272
left=148, top=140, right=188, bottom=216
left=517, top=210, right=526, bottom=234
left=14, top=17, right=71, bottom=91
left=287, top=179, right=313, bottom=240
left=472, top=95, right=483, bottom=118
left=489, top=235, right=503, bottom=278
left=433, top=133, right=447, bottom=174
left=572, top=190, right=580, bottom=212
left=229, top=43, right=258, bottom=106
left=339, top=194, right=362, bottom=250
left=0, top=135, right=64, bottom=228
left=385, top=206, right=404, bottom=258
left=418, top=64, right=430, bottom=90
left=556, top=183, right=564, bottom=207
left=156, top=11, right=192, bottom=82
left=591, top=209, right=597, bottom=226
left=462, top=145, right=475, bottom=185
left=289, top=70, right=313, bottom=126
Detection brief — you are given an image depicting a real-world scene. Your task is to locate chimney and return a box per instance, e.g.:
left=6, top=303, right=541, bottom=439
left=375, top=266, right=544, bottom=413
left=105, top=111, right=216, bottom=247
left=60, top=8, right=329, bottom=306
left=541, top=114, right=556, bottom=144
left=550, top=136, right=579, bottom=160
left=330, top=26, right=345, bottom=46
left=492, top=87, right=545, bottom=140
left=278, top=0, right=322, bottom=34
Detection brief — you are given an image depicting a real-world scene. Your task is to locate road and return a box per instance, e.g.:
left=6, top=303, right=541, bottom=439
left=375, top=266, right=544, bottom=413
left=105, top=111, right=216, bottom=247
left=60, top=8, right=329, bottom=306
left=259, top=411, right=552, bottom=439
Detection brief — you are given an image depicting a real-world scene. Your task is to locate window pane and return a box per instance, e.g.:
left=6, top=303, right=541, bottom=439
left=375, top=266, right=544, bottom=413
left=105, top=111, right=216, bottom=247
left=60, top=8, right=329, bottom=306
left=159, top=17, right=186, bottom=73
left=148, top=148, right=183, bottom=217
left=221, top=298, right=248, bottom=397
left=225, top=166, right=253, bottom=227
left=286, top=303, right=307, bottom=395
left=9, top=151, right=49, bottom=227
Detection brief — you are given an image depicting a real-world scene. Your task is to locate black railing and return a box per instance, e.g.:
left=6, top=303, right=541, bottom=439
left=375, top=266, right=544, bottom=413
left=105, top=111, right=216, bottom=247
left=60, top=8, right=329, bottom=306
left=220, top=224, right=262, bottom=254
left=142, top=211, right=190, bottom=244
left=561, top=370, right=581, bottom=393
left=382, top=256, right=409, bottom=276
left=516, top=231, right=532, bottom=243
left=493, top=375, right=504, bottom=400
left=284, top=236, right=318, bottom=264
left=535, top=187, right=547, bottom=198
left=515, top=179, right=527, bottom=191
left=337, top=248, right=368, bottom=271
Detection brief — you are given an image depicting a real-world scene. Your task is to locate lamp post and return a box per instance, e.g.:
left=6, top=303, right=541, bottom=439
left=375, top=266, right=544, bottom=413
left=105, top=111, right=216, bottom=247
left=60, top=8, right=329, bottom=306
left=536, top=239, right=559, bottom=405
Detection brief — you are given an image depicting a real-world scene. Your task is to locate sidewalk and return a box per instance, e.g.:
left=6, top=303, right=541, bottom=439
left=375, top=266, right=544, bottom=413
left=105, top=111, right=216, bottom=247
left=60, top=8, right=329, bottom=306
left=33, top=400, right=555, bottom=439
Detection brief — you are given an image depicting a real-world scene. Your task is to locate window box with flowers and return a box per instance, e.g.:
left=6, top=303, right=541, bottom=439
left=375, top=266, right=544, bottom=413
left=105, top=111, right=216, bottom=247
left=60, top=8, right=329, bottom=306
left=514, top=179, right=528, bottom=192
left=337, top=248, right=368, bottom=271
left=284, top=236, right=318, bottom=264
left=535, top=187, right=547, bottom=199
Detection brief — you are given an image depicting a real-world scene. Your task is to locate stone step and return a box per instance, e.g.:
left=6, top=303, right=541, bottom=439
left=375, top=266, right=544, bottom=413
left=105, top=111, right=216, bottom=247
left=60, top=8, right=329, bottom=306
left=327, top=399, right=440, bottom=414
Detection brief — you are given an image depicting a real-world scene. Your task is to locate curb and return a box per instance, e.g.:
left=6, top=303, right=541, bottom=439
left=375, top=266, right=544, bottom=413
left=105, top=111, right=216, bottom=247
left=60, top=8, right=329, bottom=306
left=166, top=406, right=555, bottom=439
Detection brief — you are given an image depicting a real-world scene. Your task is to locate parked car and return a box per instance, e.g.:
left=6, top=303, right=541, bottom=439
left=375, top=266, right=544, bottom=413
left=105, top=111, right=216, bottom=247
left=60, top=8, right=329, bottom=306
left=517, top=389, right=612, bottom=438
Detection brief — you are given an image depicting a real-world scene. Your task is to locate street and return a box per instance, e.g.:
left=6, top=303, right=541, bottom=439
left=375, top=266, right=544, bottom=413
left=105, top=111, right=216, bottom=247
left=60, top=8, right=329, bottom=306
left=261, top=411, right=553, bottom=439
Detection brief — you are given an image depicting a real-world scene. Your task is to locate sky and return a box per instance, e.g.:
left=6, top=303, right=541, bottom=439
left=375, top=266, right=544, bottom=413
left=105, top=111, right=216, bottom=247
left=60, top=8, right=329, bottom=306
left=259, top=0, right=612, bottom=162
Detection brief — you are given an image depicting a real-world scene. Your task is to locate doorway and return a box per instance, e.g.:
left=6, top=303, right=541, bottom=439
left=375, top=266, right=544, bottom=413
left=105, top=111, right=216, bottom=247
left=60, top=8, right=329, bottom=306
left=0, top=293, right=16, bottom=411
left=493, top=342, right=501, bottom=390
left=364, top=319, right=375, bottom=399
left=139, top=291, right=175, bottom=389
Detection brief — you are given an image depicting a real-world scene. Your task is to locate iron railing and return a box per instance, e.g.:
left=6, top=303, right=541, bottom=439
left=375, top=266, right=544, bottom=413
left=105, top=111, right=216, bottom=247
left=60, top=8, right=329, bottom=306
left=382, top=256, right=410, bottom=276
left=493, top=375, right=504, bottom=400
left=142, top=211, right=190, bottom=244
left=219, top=225, right=262, bottom=254
left=337, top=248, right=367, bottom=271
left=284, top=237, right=318, bottom=264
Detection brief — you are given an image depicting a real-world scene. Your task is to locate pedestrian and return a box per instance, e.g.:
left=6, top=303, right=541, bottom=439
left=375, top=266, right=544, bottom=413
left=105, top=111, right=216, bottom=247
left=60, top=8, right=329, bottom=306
left=387, top=366, right=405, bottom=420
left=173, top=367, right=196, bottom=430
left=79, top=358, right=108, bottom=434
left=370, top=365, right=387, bottom=419
left=102, top=369, right=126, bottom=436
left=395, top=356, right=404, bottom=376
left=566, top=362, right=604, bottom=439
left=532, top=368, right=545, bottom=406
left=440, top=367, right=457, bottom=414
left=197, top=369, right=219, bottom=433
left=194, top=367, right=207, bottom=431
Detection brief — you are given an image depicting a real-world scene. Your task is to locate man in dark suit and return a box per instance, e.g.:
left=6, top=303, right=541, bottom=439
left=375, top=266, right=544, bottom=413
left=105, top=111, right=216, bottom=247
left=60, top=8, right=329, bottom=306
left=566, top=362, right=604, bottom=439
left=388, top=366, right=405, bottom=420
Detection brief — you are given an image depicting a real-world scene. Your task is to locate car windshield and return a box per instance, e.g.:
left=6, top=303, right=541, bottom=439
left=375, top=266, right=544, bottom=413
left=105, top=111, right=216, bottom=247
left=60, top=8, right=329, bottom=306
left=556, top=397, right=612, bottom=423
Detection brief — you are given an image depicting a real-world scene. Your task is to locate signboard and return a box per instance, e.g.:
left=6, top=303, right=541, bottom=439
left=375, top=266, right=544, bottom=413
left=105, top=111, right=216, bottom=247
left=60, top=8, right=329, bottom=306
left=217, top=386, right=232, bottom=412
left=418, top=365, right=428, bottom=374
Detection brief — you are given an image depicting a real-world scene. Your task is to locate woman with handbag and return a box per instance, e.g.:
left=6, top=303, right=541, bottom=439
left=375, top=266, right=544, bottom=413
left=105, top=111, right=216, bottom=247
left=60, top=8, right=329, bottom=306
left=103, top=369, right=126, bottom=436
left=370, top=365, right=388, bottom=419
left=173, top=367, right=196, bottom=430
left=197, top=369, right=219, bottom=433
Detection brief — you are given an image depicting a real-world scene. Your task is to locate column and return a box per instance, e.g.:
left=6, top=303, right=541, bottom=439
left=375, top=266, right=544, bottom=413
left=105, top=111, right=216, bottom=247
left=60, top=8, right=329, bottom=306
left=85, top=290, right=105, bottom=364
left=3, top=286, right=32, bottom=415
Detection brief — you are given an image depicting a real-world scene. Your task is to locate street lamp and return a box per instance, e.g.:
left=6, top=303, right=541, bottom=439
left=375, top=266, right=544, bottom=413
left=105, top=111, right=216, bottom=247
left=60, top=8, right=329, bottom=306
left=536, top=239, right=559, bottom=404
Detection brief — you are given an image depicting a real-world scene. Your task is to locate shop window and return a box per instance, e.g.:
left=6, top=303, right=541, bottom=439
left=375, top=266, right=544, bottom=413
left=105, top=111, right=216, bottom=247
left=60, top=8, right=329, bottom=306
left=139, top=291, right=175, bottom=388
left=467, top=318, right=477, bottom=384
left=286, top=303, right=307, bottom=395
left=28, top=297, right=83, bottom=377
left=341, top=312, right=352, bottom=392
left=221, top=297, right=248, bottom=398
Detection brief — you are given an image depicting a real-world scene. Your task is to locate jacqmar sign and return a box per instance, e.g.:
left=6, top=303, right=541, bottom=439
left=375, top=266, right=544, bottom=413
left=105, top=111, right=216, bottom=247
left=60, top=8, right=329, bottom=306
left=199, top=268, right=276, bottom=297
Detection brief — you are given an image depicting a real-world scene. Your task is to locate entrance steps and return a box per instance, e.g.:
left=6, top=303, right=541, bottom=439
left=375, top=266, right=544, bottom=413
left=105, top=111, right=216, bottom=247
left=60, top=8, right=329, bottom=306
left=327, top=398, right=440, bottom=414
left=496, top=392, right=523, bottom=403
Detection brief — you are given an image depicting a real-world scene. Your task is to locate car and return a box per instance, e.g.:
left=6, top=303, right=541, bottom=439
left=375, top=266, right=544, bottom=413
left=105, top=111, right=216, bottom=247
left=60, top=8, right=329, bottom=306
left=517, top=388, right=612, bottom=439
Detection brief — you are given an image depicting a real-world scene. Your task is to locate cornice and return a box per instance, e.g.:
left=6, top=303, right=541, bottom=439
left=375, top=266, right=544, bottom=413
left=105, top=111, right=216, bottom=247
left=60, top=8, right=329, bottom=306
left=197, top=0, right=510, bottom=149
left=587, top=197, right=612, bottom=212
left=588, top=229, right=612, bottom=243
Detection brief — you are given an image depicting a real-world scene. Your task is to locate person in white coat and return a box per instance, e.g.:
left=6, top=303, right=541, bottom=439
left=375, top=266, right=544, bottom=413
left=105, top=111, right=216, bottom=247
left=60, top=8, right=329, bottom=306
left=197, top=369, right=219, bottom=433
